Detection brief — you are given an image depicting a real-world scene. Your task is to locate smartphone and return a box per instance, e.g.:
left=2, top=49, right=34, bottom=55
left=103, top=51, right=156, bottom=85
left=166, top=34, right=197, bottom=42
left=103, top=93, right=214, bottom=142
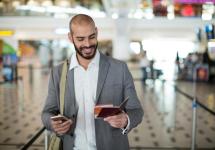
left=51, top=115, right=68, bottom=122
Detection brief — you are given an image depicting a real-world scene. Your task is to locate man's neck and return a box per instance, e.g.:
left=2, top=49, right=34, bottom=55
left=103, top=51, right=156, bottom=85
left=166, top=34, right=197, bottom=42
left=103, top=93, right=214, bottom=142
left=76, top=54, right=92, bottom=70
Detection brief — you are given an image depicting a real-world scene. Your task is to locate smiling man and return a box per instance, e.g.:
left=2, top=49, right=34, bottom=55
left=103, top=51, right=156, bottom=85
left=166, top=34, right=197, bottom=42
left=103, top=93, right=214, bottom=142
left=42, top=14, right=143, bottom=150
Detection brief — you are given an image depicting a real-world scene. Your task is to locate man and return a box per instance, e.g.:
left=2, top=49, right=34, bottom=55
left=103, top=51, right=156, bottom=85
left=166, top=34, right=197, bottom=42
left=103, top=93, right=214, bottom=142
left=42, top=14, right=143, bottom=150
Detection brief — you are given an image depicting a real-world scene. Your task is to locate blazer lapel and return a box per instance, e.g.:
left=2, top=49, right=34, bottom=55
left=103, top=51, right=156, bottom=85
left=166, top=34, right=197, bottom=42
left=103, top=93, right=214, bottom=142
left=96, top=54, right=110, bottom=103
left=65, top=67, right=77, bottom=116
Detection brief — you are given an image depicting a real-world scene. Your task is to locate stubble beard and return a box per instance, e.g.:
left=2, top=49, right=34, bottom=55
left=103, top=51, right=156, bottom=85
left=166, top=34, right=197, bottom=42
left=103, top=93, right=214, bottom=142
left=73, top=42, right=98, bottom=60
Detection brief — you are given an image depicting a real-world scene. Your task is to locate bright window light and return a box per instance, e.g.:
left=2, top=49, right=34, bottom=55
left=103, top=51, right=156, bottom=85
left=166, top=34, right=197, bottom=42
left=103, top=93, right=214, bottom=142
left=167, top=13, right=175, bottom=20
left=133, top=9, right=144, bottom=19
left=31, top=6, right=46, bottom=13
left=208, top=40, right=215, bottom=60
left=141, top=39, right=196, bottom=80
left=130, top=42, right=141, bottom=54
left=55, top=28, right=69, bottom=35
left=112, top=13, right=119, bottom=19
left=202, top=13, right=212, bottom=20
left=145, top=12, right=154, bottom=19
left=142, top=39, right=195, bottom=61
left=54, top=13, right=69, bottom=18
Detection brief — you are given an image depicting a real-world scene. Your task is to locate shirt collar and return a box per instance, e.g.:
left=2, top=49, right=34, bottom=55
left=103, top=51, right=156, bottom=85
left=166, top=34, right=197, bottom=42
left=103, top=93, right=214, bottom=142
left=69, top=50, right=100, bottom=70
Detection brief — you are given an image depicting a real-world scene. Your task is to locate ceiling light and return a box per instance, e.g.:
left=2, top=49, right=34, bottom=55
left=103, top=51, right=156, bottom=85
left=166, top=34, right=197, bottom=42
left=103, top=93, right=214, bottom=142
left=12, top=0, right=21, bottom=8
left=55, top=0, right=71, bottom=8
left=27, top=0, right=40, bottom=6
left=41, top=0, right=53, bottom=7
left=0, top=2, right=3, bottom=8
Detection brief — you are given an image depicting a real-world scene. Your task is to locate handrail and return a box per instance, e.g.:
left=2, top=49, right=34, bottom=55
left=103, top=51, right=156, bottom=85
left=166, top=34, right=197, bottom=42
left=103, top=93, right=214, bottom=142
left=175, top=85, right=215, bottom=116
left=20, top=127, right=46, bottom=150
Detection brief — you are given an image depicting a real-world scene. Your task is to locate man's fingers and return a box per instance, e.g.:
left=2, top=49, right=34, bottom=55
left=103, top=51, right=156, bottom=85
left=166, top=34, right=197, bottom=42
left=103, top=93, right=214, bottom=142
left=104, top=116, right=123, bottom=122
left=52, top=120, right=62, bottom=125
left=56, top=125, right=70, bottom=133
left=51, top=119, right=73, bottom=134
left=104, top=115, right=120, bottom=121
left=61, top=119, right=72, bottom=127
left=108, top=120, right=123, bottom=127
left=55, top=123, right=71, bottom=134
left=104, top=113, right=128, bottom=128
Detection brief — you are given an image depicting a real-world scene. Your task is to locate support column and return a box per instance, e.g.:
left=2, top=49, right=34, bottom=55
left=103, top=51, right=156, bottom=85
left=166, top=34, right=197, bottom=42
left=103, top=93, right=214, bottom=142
left=112, top=18, right=131, bottom=61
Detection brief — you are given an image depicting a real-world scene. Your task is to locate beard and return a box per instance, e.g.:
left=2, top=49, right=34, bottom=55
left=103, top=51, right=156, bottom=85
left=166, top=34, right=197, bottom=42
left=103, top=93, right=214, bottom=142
left=73, top=42, right=98, bottom=60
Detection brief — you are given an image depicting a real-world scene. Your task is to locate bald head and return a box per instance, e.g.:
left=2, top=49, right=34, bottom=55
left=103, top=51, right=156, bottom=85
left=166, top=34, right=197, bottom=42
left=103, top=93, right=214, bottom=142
left=69, top=14, right=95, bottom=33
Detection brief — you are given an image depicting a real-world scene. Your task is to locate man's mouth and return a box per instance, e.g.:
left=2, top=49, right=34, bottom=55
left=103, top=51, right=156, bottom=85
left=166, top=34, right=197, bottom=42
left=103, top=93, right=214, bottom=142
left=81, top=46, right=95, bottom=54
left=83, top=48, right=93, bottom=53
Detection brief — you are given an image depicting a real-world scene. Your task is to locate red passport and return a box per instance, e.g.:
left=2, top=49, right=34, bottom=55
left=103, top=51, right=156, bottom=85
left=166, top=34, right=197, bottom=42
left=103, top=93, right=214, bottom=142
left=94, top=97, right=129, bottom=118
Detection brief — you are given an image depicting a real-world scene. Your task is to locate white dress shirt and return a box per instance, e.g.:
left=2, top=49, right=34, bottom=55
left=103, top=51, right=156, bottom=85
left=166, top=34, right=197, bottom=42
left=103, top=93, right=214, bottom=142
left=69, top=50, right=100, bottom=150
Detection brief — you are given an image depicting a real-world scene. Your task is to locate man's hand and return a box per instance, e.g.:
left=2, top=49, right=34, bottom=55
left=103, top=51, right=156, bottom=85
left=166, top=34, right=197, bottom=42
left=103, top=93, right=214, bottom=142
left=51, top=119, right=73, bottom=135
left=104, top=112, right=128, bottom=128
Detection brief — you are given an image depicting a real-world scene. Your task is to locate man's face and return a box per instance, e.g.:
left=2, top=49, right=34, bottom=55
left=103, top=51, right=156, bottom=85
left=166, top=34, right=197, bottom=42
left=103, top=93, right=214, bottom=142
left=69, top=23, right=98, bottom=60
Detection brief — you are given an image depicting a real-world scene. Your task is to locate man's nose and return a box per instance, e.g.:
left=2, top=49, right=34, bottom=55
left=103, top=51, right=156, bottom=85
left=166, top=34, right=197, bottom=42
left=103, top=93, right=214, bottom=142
left=84, top=39, right=90, bottom=47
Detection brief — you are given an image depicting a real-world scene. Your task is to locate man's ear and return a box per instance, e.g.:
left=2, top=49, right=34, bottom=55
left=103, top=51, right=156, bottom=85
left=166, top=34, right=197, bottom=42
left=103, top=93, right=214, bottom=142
left=68, top=32, right=73, bottom=43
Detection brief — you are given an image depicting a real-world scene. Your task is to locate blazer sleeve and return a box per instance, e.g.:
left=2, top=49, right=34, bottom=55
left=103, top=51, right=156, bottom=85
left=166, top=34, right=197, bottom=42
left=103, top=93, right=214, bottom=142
left=41, top=68, right=60, bottom=131
left=123, top=63, right=144, bottom=131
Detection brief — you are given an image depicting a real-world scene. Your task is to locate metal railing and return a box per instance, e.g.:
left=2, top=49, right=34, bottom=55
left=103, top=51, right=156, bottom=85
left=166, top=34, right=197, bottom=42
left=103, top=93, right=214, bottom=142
left=20, top=127, right=46, bottom=150
left=175, top=86, right=215, bottom=116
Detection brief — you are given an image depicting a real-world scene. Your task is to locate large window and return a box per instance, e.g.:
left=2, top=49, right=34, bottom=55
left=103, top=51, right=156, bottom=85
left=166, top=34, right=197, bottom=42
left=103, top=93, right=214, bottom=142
left=142, top=39, right=196, bottom=80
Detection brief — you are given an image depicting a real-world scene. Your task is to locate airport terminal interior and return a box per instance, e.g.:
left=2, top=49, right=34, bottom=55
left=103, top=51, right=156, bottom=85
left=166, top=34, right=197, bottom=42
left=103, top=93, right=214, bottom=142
left=0, top=0, right=215, bottom=150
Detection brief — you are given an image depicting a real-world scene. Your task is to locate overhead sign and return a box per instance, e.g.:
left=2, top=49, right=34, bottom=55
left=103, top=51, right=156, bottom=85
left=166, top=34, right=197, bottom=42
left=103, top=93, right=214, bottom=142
left=174, top=0, right=215, bottom=4
left=0, top=30, right=14, bottom=37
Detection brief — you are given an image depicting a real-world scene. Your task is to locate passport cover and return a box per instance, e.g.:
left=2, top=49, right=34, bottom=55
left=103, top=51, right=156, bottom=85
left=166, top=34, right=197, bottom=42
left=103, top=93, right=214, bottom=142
left=94, top=97, right=129, bottom=118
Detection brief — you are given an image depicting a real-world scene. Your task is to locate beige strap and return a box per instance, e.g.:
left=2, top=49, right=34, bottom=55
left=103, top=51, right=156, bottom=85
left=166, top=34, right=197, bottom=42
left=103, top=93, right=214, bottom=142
left=49, top=135, right=60, bottom=150
left=48, top=60, right=68, bottom=150
left=60, top=60, right=68, bottom=114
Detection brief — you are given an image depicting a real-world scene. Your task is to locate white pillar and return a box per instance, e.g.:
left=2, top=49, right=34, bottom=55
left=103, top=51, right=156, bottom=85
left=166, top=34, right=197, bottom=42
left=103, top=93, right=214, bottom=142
left=112, top=18, right=131, bottom=61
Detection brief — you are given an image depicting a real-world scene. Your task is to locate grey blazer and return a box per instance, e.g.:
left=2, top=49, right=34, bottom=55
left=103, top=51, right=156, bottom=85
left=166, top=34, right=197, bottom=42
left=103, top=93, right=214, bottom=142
left=41, top=53, right=143, bottom=150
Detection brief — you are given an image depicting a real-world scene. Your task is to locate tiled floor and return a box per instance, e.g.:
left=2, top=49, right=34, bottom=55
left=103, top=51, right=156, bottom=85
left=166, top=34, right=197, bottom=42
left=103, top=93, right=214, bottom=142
left=129, top=80, right=215, bottom=149
left=0, top=67, right=47, bottom=150
left=0, top=66, right=215, bottom=150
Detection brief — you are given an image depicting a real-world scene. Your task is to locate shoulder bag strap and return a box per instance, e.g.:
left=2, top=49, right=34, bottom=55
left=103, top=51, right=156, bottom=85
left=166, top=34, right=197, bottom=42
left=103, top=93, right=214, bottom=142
left=60, top=60, right=68, bottom=114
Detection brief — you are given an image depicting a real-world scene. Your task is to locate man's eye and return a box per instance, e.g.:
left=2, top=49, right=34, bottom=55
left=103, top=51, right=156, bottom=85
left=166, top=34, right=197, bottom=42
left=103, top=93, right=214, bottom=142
left=77, top=38, right=84, bottom=41
left=90, top=36, right=95, bottom=40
